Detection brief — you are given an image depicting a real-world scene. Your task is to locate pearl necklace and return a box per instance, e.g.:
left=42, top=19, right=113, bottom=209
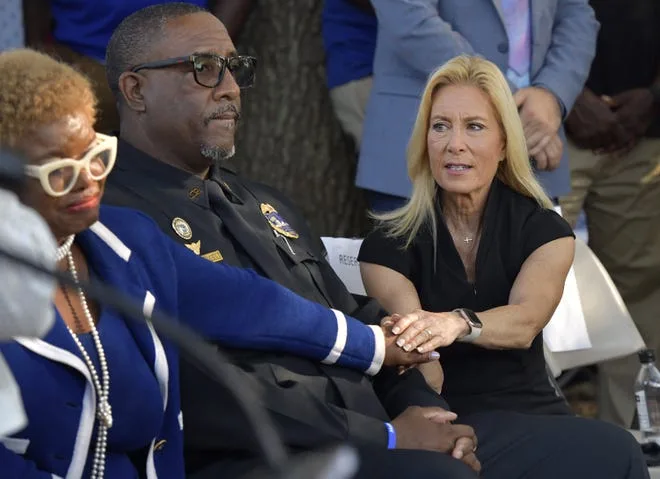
left=63, top=245, right=112, bottom=479
left=55, top=235, right=75, bottom=262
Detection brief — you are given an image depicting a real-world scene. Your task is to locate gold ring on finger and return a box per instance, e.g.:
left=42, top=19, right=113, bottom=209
left=424, top=328, right=433, bottom=339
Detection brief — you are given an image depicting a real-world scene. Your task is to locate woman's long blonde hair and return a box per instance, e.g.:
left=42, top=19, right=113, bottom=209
left=373, top=55, right=553, bottom=247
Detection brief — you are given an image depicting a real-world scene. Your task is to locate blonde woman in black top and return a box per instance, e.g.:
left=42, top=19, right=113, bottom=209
left=359, top=55, right=575, bottom=416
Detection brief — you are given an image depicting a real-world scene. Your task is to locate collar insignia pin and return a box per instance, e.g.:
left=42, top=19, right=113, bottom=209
left=188, top=187, right=202, bottom=200
left=202, top=250, right=223, bottom=263
left=185, top=240, right=201, bottom=255
left=172, top=217, right=193, bottom=240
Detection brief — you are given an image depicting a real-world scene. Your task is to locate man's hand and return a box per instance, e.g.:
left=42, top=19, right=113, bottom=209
left=565, top=89, right=630, bottom=151
left=383, top=318, right=439, bottom=367
left=451, top=436, right=481, bottom=472
left=610, top=88, right=656, bottom=147
left=514, top=87, right=562, bottom=164
left=531, top=131, right=563, bottom=171
left=391, top=407, right=481, bottom=473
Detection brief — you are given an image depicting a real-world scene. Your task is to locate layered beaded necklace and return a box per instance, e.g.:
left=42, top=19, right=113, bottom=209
left=57, top=235, right=111, bottom=479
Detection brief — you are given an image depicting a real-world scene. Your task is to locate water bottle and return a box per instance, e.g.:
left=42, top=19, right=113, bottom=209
left=635, top=349, right=660, bottom=444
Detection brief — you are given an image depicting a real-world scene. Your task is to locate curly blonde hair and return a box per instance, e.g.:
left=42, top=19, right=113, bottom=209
left=0, top=48, right=97, bottom=147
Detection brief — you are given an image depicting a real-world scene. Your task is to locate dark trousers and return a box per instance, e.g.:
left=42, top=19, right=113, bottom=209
left=464, top=411, right=648, bottom=479
left=358, top=412, right=648, bottom=478
left=190, top=411, right=648, bottom=479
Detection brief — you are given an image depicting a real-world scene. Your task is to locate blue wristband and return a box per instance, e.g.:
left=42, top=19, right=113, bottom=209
left=385, top=422, right=396, bottom=449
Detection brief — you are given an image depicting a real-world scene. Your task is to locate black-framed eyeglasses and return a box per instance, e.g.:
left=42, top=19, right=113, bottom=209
left=130, top=53, right=257, bottom=89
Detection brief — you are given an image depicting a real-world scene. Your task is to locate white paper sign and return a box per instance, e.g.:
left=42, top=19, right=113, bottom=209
left=320, top=237, right=366, bottom=296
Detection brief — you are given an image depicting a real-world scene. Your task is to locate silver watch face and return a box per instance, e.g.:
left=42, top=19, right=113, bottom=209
left=460, top=308, right=482, bottom=328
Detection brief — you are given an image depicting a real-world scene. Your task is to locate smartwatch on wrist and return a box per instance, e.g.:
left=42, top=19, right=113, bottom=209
left=454, top=308, right=483, bottom=343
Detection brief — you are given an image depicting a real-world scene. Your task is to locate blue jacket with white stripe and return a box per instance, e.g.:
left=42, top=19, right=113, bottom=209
left=0, top=206, right=385, bottom=478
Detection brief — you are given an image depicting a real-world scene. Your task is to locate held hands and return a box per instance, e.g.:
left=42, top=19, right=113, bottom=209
left=391, top=406, right=481, bottom=473
left=385, top=310, right=470, bottom=354
left=382, top=317, right=441, bottom=368
left=382, top=315, right=446, bottom=390
left=514, top=87, right=563, bottom=171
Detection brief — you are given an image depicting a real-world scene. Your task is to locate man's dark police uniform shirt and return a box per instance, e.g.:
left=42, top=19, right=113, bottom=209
left=359, top=180, right=575, bottom=417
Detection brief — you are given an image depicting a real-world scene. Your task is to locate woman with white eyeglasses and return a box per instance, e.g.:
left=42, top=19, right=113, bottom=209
left=24, top=134, right=118, bottom=199
left=0, top=49, right=427, bottom=479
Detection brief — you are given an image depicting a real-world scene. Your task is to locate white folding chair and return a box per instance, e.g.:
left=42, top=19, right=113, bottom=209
left=545, top=239, right=645, bottom=375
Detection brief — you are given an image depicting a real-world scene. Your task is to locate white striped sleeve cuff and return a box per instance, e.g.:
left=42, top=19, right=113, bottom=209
left=366, top=325, right=385, bottom=376
left=321, top=309, right=348, bottom=366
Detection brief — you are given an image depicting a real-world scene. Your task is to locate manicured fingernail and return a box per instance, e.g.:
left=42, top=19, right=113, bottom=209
left=392, top=327, right=400, bottom=334
left=417, top=347, right=425, bottom=353
left=430, top=351, right=440, bottom=359
left=396, top=339, right=405, bottom=347
left=404, top=344, right=412, bottom=352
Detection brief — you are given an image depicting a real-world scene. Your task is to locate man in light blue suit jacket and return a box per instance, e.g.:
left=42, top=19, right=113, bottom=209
left=357, top=0, right=599, bottom=209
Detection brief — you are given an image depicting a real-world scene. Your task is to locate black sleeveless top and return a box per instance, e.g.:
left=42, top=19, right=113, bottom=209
left=359, top=180, right=574, bottom=416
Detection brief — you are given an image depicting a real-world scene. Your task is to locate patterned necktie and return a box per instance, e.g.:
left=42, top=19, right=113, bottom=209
left=501, top=0, right=531, bottom=88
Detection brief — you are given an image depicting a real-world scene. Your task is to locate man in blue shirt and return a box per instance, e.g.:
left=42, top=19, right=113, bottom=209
left=322, top=0, right=377, bottom=153
left=23, top=0, right=254, bottom=134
